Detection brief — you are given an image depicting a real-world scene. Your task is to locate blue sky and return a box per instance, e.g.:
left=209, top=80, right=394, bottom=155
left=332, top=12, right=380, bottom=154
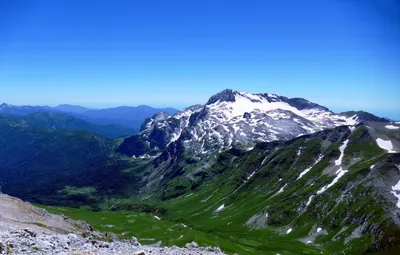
left=0, top=0, right=399, bottom=118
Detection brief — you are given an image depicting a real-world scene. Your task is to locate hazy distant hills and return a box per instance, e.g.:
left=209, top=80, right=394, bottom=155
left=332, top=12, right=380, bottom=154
left=0, top=103, right=178, bottom=132
left=11, top=112, right=138, bottom=138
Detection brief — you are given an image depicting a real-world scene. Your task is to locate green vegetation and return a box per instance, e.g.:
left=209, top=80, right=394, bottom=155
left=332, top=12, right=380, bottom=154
left=39, top=204, right=325, bottom=255
left=2, top=114, right=399, bottom=255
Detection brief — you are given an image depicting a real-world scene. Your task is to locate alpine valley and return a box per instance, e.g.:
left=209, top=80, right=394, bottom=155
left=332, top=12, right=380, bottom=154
left=1, top=89, right=400, bottom=255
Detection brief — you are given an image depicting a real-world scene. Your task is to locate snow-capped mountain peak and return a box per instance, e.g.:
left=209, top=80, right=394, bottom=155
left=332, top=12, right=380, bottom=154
left=117, top=90, right=379, bottom=158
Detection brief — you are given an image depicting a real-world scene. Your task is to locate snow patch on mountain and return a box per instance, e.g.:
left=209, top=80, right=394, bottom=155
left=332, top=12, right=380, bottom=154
left=385, top=125, right=399, bottom=130
left=297, top=155, right=324, bottom=180
left=391, top=165, right=400, bottom=208
left=335, top=140, right=349, bottom=166
left=376, top=138, right=397, bottom=153
left=216, top=204, right=225, bottom=212
left=317, top=168, right=348, bottom=195
left=317, top=139, right=350, bottom=194
left=306, top=195, right=314, bottom=207
left=277, top=184, right=288, bottom=194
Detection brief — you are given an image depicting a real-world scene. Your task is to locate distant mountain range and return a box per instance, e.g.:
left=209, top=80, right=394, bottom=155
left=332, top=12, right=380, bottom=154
left=0, top=103, right=178, bottom=133
left=1, top=112, right=137, bottom=138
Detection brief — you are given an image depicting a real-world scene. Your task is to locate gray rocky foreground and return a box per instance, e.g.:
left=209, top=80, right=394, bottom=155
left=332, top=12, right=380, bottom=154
left=0, top=228, right=225, bottom=255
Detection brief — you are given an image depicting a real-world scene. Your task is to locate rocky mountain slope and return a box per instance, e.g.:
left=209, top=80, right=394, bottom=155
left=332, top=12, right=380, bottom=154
left=117, top=89, right=386, bottom=158
left=0, top=194, right=225, bottom=255
left=0, top=194, right=91, bottom=234
left=127, top=122, right=400, bottom=254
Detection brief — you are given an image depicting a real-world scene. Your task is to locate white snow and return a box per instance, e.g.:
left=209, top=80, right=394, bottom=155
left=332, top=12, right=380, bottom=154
left=306, top=195, right=314, bottom=207
left=286, top=228, right=293, bottom=234
left=349, top=126, right=356, bottom=132
left=344, top=115, right=358, bottom=126
left=392, top=180, right=400, bottom=193
left=317, top=227, right=322, bottom=233
left=306, top=240, right=312, bottom=244
left=139, top=90, right=365, bottom=158
left=261, top=155, right=269, bottom=166
left=376, top=138, right=397, bottom=153
left=335, top=139, right=349, bottom=166
left=244, top=170, right=257, bottom=183
left=170, top=131, right=181, bottom=143
left=317, top=168, right=348, bottom=194
left=153, top=216, right=161, bottom=221
left=391, top=191, right=400, bottom=209
left=297, top=148, right=302, bottom=157
left=139, top=154, right=153, bottom=159
left=277, top=184, right=288, bottom=194
left=316, top=138, right=350, bottom=194
left=216, top=204, right=225, bottom=212
left=297, top=155, right=323, bottom=180
left=385, top=125, right=399, bottom=130
left=208, top=92, right=308, bottom=121
left=391, top=165, right=400, bottom=208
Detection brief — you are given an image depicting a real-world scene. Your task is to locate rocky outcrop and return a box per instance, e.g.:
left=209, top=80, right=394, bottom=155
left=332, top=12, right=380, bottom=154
left=117, top=89, right=362, bottom=158
left=0, top=228, right=224, bottom=255
left=0, top=194, right=92, bottom=235
left=0, top=194, right=225, bottom=255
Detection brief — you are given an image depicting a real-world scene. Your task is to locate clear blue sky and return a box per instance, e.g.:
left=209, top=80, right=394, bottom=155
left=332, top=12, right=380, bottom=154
left=0, top=0, right=399, bottom=118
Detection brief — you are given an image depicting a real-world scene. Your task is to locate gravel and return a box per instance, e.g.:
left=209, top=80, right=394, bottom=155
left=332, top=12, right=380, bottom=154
left=0, top=228, right=225, bottom=255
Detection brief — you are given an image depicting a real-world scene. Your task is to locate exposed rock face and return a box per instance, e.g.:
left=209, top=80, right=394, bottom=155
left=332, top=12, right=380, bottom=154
left=117, top=90, right=365, bottom=158
left=0, top=194, right=92, bottom=235
left=0, top=228, right=225, bottom=255
left=0, top=194, right=226, bottom=255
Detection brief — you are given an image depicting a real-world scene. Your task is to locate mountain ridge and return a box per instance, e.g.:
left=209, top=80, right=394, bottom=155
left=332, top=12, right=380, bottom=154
left=117, top=89, right=388, bottom=158
left=0, top=103, right=179, bottom=131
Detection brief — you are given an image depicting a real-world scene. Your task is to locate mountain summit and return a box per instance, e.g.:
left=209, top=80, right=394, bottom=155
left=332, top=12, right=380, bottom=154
left=117, top=90, right=380, bottom=157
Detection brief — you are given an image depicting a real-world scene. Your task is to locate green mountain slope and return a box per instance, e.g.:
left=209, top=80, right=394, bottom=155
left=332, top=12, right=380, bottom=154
left=1, top=112, right=400, bottom=254
left=106, top=123, right=400, bottom=255
left=0, top=115, right=144, bottom=206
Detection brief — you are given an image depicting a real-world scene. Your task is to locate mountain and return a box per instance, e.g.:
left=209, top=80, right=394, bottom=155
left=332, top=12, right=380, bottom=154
left=0, top=103, right=54, bottom=116
left=75, top=105, right=179, bottom=130
left=341, top=110, right=390, bottom=123
left=0, top=115, right=140, bottom=206
left=0, top=103, right=179, bottom=132
left=117, top=89, right=387, bottom=157
left=1, top=90, right=399, bottom=254
left=0, top=112, right=136, bottom=138
left=133, top=123, right=400, bottom=255
left=53, top=104, right=91, bottom=114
